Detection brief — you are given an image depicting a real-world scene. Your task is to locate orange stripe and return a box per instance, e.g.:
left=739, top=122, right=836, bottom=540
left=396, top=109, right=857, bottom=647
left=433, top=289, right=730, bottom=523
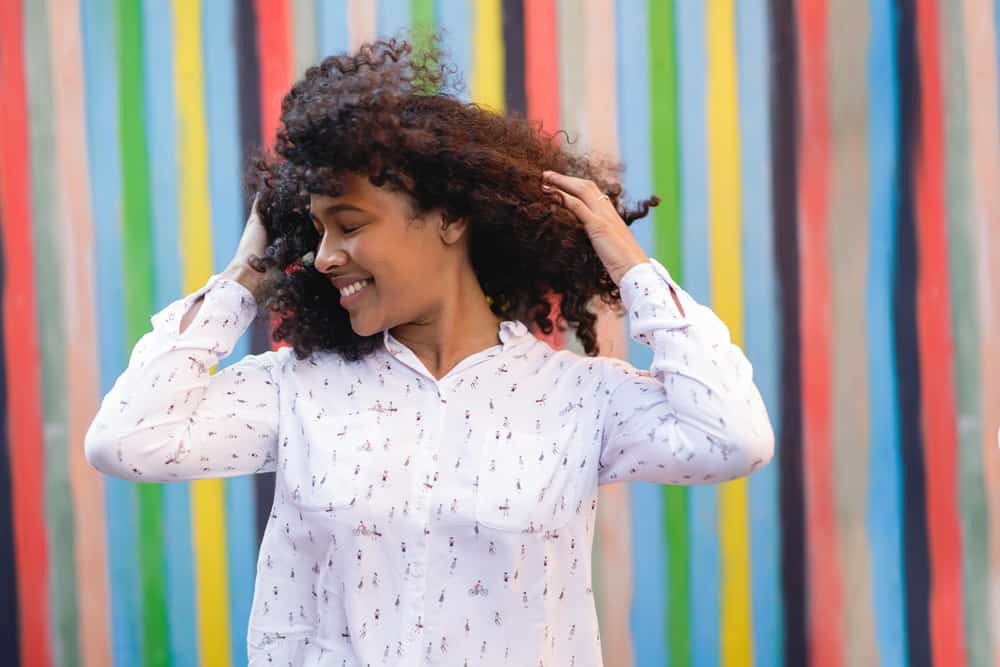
left=255, top=0, right=294, bottom=145
left=795, top=2, right=844, bottom=665
left=0, top=0, right=53, bottom=663
left=913, top=0, right=968, bottom=663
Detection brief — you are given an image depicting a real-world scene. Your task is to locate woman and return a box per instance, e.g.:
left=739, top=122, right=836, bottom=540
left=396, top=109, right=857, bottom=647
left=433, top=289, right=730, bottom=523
left=86, top=39, right=773, bottom=666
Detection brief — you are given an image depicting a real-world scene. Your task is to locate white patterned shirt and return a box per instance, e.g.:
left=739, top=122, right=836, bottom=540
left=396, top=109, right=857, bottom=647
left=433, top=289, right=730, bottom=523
left=86, top=259, right=774, bottom=666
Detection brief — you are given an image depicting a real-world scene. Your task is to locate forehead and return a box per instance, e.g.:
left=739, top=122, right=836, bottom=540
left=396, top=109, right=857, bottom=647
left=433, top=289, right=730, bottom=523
left=309, top=171, right=416, bottom=218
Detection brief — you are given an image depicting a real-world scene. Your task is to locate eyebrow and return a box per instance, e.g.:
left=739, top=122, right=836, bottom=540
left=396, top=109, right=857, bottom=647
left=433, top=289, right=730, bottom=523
left=314, top=203, right=366, bottom=217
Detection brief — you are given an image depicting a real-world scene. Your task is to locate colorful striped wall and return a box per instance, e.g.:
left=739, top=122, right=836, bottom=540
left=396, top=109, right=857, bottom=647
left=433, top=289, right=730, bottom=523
left=1, top=1, right=998, bottom=665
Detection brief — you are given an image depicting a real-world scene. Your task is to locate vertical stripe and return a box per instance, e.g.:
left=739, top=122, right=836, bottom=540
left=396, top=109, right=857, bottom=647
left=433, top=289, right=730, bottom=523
left=292, top=0, right=317, bottom=76
left=116, top=1, right=172, bottom=664
left=436, top=0, right=472, bottom=101
left=316, top=0, right=349, bottom=58
left=913, top=0, right=968, bottom=663
left=866, top=1, right=908, bottom=663
left=472, top=0, right=504, bottom=112
left=255, top=0, right=293, bottom=144
left=49, top=0, right=115, bottom=662
left=377, top=0, right=410, bottom=36
left=826, top=1, right=879, bottom=664
left=202, top=0, right=258, bottom=663
left=501, top=0, right=525, bottom=115
left=348, top=0, right=377, bottom=49
left=796, top=2, right=844, bottom=664
left=0, top=0, right=53, bottom=664
left=675, top=1, right=718, bottom=664
left=768, top=1, right=808, bottom=663
left=615, top=0, right=665, bottom=662
left=705, top=3, right=752, bottom=665
left=735, top=3, right=783, bottom=666
left=556, top=0, right=587, bottom=153
left=173, top=2, right=236, bottom=665
left=649, top=1, right=689, bottom=664
left=0, top=211, right=19, bottom=665
left=939, top=2, right=993, bottom=664
left=81, top=0, right=144, bottom=662
left=141, top=2, right=200, bottom=665
left=895, top=3, right=934, bottom=663
left=524, top=0, right=559, bottom=134
left=959, top=0, right=1000, bottom=658
left=24, top=3, right=82, bottom=664
left=410, top=0, right=434, bottom=54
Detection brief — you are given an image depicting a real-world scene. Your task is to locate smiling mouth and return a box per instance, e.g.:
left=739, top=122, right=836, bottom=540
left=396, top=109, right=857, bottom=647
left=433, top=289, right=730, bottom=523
left=338, top=278, right=372, bottom=298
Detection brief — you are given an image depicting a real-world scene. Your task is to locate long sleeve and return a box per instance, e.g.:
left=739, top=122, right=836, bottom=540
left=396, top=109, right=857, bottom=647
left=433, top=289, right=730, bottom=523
left=598, top=259, right=774, bottom=485
left=85, top=275, right=281, bottom=482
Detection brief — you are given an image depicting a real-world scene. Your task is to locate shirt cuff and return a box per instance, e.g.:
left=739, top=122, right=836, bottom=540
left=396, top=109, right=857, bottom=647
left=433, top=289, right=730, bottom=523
left=619, top=258, right=691, bottom=330
left=150, top=274, right=258, bottom=351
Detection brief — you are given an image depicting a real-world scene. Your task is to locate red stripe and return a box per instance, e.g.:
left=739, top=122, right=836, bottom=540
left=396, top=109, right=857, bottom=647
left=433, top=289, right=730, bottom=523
left=522, top=0, right=564, bottom=349
left=913, top=0, right=967, bottom=662
left=795, top=2, right=843, bottom=665
left=0, top=1, right=53, bottom=664
left=254, top=0, right=293, bottom=147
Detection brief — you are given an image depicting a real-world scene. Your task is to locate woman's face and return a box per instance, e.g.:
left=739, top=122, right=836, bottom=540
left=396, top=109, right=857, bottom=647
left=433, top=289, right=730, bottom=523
left=309, top=172, right=454, bottom=337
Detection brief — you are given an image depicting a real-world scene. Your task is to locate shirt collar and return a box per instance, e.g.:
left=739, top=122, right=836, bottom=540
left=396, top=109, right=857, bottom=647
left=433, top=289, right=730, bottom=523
left=382, top=319, right=529, bottom=356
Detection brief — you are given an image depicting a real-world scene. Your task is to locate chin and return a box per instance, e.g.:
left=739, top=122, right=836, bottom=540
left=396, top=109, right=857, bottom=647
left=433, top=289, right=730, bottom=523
left=348, top=315, right=382, bottom=338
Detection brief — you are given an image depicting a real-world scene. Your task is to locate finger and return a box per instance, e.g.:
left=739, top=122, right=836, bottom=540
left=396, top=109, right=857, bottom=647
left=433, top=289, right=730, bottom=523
left=542, top=171, right=606, bottom=208
left=544, top=185, right=602, bottom=227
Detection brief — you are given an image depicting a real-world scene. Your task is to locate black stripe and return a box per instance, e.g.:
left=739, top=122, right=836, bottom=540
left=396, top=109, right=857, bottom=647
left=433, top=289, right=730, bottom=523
left=768, top=1, right=807, bottom=664
left=0, top=210, right=21, bottom=663
left=501, top=0, right=526, bottom=115
left=894, top=2, right=932, bottom=664
left=234, top=0, right=275, bottom=546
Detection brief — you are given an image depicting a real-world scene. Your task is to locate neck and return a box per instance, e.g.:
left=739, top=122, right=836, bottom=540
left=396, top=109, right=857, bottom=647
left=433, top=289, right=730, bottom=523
left=389, top=265, right=503, bottom=380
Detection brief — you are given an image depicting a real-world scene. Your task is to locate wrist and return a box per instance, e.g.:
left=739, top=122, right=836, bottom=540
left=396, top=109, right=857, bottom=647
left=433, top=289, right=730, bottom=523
left=221, top=261, right=266, bottom=297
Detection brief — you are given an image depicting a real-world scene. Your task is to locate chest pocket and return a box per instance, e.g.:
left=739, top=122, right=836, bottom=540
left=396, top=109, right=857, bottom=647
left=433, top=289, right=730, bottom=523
left=474, top=423, right=593, bottom=532
left=285, top=411, right=380, bottom=512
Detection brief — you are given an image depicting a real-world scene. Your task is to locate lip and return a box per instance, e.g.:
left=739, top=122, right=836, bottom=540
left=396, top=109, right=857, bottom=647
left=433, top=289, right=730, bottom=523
left=331, top=274, right=373, bottom=290
left=337, top=278, right=373, bottom=309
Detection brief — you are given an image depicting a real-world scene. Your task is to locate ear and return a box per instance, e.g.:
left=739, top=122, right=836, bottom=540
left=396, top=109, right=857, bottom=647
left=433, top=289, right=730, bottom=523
left=438, top=214, right=469, bottom=246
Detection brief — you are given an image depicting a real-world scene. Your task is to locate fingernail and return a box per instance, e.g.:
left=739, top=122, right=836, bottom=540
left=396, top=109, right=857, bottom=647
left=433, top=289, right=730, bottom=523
left=541, top=184, right=552, bottom=191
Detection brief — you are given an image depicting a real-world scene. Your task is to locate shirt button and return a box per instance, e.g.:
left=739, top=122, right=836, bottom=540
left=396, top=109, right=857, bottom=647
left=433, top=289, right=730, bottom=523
left=411, top=563, right=423, bottom=577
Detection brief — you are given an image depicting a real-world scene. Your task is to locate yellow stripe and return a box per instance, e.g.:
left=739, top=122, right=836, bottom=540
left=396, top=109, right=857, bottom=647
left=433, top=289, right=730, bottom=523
left=172, top=1, right=233, bottom=665
left=706, top=1, right=752, bottom=665
left=471, top=0, right=504, bottom=111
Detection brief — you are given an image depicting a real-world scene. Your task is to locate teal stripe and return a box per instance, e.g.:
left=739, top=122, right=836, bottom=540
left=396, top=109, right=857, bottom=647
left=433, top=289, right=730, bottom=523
left=674, top=3, right=718, bottom=665
left=24, top=2, right=81, bottom=664
left=140, top=0, right=200, bottom=664
left=735, top=2, right=784, bottom=665
left=866, top=1, right=908, bottom=664
left=80, top=0, right=143, bottom=662
left=377, top=0, right=410, bottom=37
left=201, top=1, right=258, bottom=664
left=939, top=2, right=993, bottom=664
left=616, top=0, right=664, bottom=663
left=435, top=0, right=472, bottom=101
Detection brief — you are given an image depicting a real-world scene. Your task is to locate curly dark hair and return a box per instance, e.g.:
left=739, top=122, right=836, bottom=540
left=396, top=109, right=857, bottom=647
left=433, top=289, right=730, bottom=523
left=247, top=36, right=658, bottom=361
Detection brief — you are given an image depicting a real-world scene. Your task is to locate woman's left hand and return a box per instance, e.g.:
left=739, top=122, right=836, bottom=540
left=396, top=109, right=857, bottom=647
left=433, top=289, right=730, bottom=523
left=542, top=170, right=650, bottom=284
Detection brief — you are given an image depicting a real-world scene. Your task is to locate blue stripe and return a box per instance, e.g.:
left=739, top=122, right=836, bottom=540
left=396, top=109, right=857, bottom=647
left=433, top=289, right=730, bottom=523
left=735, top=2, right=784, bottom=665
left=616, top=0, right=664, bottom=664
left=866, top=2, right=908, bottom=665
left=140, top=1, right=199, bottom=664
left=675, top=2, right=719, bottom=664
left=435, top=0, right=472, bottom=101
left=201, top=0, right=257, bottom=663
left=316, top=0, right=349, bottom=58
left=377, top=0, right=410, bottom=38
left=81, top=0, right=142, bottom=663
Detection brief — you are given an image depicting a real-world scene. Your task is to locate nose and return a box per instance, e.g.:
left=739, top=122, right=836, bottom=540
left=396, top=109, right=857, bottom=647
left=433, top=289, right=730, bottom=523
left=313, top=234, right=348, bottom=274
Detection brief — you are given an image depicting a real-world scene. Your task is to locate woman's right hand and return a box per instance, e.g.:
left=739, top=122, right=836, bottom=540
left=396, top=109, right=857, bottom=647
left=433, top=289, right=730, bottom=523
left=221, top=195, right=272, bottom=298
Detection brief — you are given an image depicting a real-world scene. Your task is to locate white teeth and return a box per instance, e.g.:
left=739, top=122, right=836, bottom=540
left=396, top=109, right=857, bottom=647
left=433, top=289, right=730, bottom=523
left=339, top=279, right=370, bottom=297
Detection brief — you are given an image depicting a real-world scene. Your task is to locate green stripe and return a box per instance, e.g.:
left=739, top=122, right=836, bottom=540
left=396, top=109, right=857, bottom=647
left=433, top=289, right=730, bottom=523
left=24, top=2, right=81, bottom=664
left=115, top=1, right=169, bottom=665
left=940, top=5, right=993, bottom=665
left=410, top=0, right=435, bottom=57
left=648, top=1, right=690, bottom=665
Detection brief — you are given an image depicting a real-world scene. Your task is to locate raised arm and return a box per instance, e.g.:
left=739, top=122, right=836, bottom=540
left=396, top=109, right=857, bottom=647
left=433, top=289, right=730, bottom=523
left=598, top=259, right=775, bottom=485
left=85, top=274, right=282, bottom=482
